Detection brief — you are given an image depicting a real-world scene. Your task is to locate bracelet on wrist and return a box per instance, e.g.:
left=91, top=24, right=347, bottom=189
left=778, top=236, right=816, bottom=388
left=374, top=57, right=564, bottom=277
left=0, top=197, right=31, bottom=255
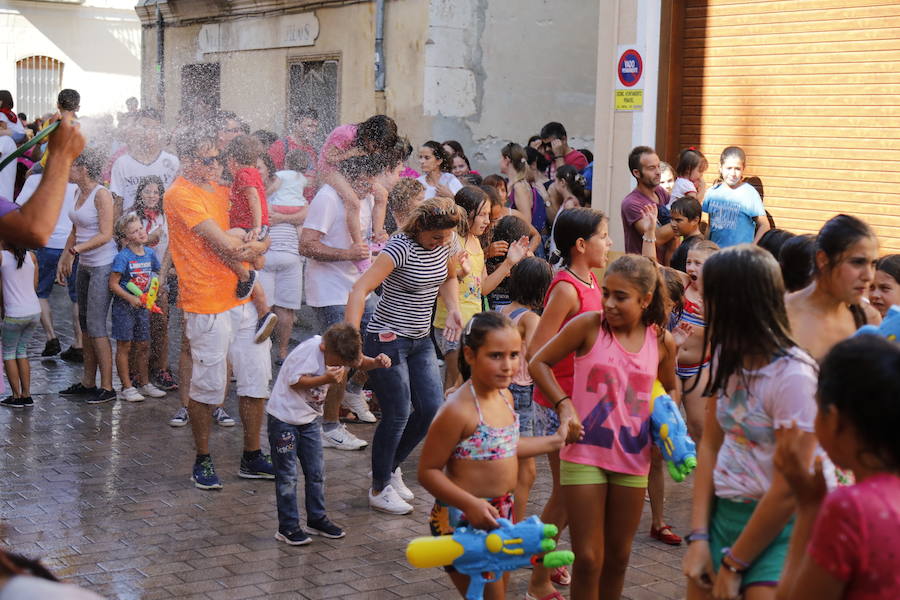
left=684, top=531, right=710, bottom=544
left=642, top=235, right=656, bottom=243
left=553, top=395, right=571, bottom=408
left=722, top=547, right=751, bottom=570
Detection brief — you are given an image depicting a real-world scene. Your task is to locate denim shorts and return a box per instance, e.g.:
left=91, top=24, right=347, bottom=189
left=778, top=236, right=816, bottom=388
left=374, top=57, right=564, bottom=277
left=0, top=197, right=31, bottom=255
left=433, top=327, right=460, bottom=354
left=35, top=247, right=77, bottom=302
left=533, top=401, right=561, bottom=437
left=509, top=383, right=534, bottom=436
left=111, top=299, right=150, bottom=342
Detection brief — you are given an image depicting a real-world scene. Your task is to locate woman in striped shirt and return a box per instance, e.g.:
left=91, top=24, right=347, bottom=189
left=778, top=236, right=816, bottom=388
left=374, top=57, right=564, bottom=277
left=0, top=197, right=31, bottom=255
left=346, top=197, right=464, bottom=515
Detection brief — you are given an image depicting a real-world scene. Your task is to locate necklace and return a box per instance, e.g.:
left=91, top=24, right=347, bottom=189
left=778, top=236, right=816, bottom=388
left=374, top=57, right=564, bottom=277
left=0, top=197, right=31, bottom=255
left=566, top=267, right=593, bottom=288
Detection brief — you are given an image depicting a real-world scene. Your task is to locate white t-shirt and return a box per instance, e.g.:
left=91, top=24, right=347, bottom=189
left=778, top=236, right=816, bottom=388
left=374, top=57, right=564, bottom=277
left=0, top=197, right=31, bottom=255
left=17, top=173, right=78, bottom=249
left=417, top=172, right=463, bottom=200
left=668, top=177, right=697, bottom=206
left=0, top=113, right=26, bottom=140
left=0, top=576, right=104, bottom=600
left=142, top=212, right=169, bottom=263
left=266, top=336, right=336, bottom=426
left=109, top=151, right=180, bottom=212
left=0, top=136, right=17, bottom=203
left=303, top=184, right=373, bottom=307
left=270, top=170, right=308, bottom=208
left=1, top=250, right=40, bottom=317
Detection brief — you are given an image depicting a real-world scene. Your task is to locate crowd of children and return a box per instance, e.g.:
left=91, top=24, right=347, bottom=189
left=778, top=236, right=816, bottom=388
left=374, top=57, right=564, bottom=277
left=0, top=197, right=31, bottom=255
left=1, top=90, right=898, bottom=600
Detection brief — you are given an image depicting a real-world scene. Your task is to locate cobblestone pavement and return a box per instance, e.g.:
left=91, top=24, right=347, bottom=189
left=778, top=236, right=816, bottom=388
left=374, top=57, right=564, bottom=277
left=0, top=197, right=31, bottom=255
left=0, top=288, right=691, bottom=599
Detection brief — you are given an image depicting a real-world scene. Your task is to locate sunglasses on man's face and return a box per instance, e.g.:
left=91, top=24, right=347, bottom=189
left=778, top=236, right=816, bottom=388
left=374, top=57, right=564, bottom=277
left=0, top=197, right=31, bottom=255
left=198, top=155, right=220, bottom=166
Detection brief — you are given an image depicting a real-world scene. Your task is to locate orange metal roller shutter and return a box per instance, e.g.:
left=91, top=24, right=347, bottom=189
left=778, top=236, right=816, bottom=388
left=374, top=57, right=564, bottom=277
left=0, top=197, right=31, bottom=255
left=677, top=0, right=900, bottom=252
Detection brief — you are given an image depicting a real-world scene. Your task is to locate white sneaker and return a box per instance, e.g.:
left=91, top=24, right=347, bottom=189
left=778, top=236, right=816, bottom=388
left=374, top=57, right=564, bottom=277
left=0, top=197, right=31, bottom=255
left=390, top=467, right=414, bottom=502
left=139, top=382, right=167, bottom=398
left=119, top=387, right=145, bottom=402
left=368, top=485, right=413, bottom=515
left=341, top=391, right=377, bottom=423
left=322, top=424, right=368, bottom=450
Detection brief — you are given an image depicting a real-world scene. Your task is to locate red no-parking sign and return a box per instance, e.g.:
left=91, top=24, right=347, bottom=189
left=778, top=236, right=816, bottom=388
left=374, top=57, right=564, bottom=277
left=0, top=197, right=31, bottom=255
left=617, top=48, right=643, bottom=87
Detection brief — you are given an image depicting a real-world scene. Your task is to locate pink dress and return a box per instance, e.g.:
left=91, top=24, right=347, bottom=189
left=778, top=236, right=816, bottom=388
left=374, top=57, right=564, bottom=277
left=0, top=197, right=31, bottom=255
left=560, top=324, right=658, bottom=476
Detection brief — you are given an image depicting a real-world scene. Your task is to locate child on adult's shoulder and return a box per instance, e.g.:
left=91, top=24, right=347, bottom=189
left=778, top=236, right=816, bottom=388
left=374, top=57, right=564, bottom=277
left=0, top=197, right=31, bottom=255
left=267, top=322, right=390, bottom=546
left=108, top=213, right=167, bottom=403
left=670, top=147, right=708, bottom=205
left=418, top=312, right=571, bottom=600
left=774, top=334, right=900, bottom=600
left=267, top=150, right=309, bottom=215
left=223, top=135, right=277, bottom=344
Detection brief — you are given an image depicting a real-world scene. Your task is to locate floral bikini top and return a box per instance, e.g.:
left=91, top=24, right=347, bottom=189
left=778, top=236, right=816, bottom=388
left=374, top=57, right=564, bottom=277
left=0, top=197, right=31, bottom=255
left=452, top=382, right=520, bottom=461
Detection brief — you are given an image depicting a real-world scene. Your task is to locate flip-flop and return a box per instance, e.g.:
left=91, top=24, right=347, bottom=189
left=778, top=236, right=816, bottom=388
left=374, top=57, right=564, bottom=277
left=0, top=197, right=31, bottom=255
left=524, top=592, right=566, bottom=600
left=0, top=121, right=59, bottom=173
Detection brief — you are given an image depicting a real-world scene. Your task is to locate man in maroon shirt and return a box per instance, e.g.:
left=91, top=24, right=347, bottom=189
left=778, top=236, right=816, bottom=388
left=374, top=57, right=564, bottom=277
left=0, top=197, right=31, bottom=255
left=540, top=121, right=588, bottom=179
left=268, top=109, right=319, bottom=202
left=621, top=146, right=676, bottom=263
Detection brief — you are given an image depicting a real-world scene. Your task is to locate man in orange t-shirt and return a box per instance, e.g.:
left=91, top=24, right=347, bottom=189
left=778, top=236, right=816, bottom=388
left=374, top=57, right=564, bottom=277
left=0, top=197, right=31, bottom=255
left=165, top=129, right=273, bottom=490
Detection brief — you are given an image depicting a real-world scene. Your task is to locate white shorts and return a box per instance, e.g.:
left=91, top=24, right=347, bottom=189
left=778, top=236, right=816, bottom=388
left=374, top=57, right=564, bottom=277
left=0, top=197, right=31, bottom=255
left=185, top=303, right=272, bottom=404
left=258, top=251, right=304, bottom=310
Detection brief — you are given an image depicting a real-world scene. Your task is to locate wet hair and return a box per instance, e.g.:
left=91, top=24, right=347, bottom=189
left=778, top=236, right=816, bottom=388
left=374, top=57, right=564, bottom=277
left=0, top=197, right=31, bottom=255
left=675, top=147, right=708, bottom=178
left=17, top=113, right=26, bottom=122
left=258, top=153, right=276, bottom=179
left=458, top=311, right=517, bottom=381
left=356, top=115, right=398, bottom=153
left=402, top=197, right=463, bottom=238
left=540, top=122, right=567, bottom=140
left=719, top=146, right=746, bottom=166
left=463, top=172, right=483, bottom=186
left=508, top=257, right=553, bottom=311
left=779, top=234, right=816, bottom=292
left=814, top=214, right=877, bottom=276
left=579, top=148, right=594, bottom=164
left=556, top=165, right=587, bottom=206
left=454, top=186, right=489, bottom=236
left=57, top=88, right=80, bottom=111
left=72, top=147, right=105, bottom=181
left=488, top=215, right=531, bottom=259
left=294, top=108, right=319, bottom=122
left=603, top=255, right=669, bottom=331
left=628, top=145, right=656, bottom=174
left=173, top=123, right=218, bottom=160
left=0, top=90, right=13, bottom=110
left=819, top=335, right=900, bottom=470
left=422, top=140, right=452, bottom=172
left=480, top=184, right=503, bottom=210
left=482, top=174, right=507, bottom=196
left=114, top=211, right=142, bottom=241
left=876, top=254, right=900, bottom=285
left=388, top=178, right=425, bottom=220
left=758, top=228, right=796, bottom=260
left=443, top=140, right=465, bottom=156
left=501, top=142, right=527, bottom=173
left=660, top=266, right=685, bottom=325
left=225, top=134, right=262, bottom=166
left=338, top=153, right=394, bottom=180
left=670, top=197, right=702, bottom=222
left=0, top=548, right=59, bottom=581
left=551, top=207, right=606, bottom=267
left=525, top=146, right=550, bottom=173
left=702, top=245, right=801, bottom=397
left=284, top=149, right=308, bottom=172
left=252, top=129, right=278, bottom=149
left=401, top=138, right=413, bottom=162
left=322, top=322, right=362, bottom=364
left=451, top=152, right=471, bottom=172
left=527, top=135, right=541, bottom=147
left=134, top=175, right=165, bottom=220
left=216, top=110, right=240, bottom=129
left=689, top=239, right=720, bottom=257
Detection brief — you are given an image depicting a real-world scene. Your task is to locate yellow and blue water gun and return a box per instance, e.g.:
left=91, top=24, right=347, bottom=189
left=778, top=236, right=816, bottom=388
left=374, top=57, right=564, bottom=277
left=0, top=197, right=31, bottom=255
left=650, top=380, right=697, bottom=482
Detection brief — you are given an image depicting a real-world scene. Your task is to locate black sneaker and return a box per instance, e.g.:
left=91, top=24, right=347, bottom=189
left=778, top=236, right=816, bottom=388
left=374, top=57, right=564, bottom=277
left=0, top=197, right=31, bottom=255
left=42, top=338, right=61, bottom=357
left=0, top=396, right=24, bottom=409
left=236, top=270, right=257, bottom=300
left=60, top=346, right=84, bottom=363
left=307, top=518, right=345, bottom=539
left=20, top=397, right=33, bottom=407
left=274, top=529, right=312, bottom=546
left=59, top=382, right=97, bottom=396
left=254, top=311, right=278, bottom=344
left=86, top=389, right=117, bottom=404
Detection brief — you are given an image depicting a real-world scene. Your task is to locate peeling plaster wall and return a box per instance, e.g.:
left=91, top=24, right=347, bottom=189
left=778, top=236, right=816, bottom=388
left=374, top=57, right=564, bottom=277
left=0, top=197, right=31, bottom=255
left=424, top=0, right=599, bottom=174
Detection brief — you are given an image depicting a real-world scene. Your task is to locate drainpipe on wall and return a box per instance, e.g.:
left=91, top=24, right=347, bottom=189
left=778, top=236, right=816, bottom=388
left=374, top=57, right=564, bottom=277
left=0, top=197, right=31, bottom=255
left=374, top=0, right=386, bottom=113
left=156, top=1, right=165, bottom=112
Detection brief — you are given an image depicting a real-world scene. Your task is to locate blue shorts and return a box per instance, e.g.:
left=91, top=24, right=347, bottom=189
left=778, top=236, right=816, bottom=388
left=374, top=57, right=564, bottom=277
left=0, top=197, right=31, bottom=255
left=509, top=383, right=534, bottom=436
left=35, top=247, right=77, bottom=302
left=533, top=401, right=561, bottom=437
left=111, top=299, right=150, bottom=342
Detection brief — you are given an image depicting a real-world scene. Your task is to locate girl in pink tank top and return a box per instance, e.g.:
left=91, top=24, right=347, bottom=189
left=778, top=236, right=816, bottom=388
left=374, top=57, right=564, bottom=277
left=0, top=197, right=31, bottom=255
left=524, top=207, right=612, bottom=599
left=531, top=255, right=677, bottom=599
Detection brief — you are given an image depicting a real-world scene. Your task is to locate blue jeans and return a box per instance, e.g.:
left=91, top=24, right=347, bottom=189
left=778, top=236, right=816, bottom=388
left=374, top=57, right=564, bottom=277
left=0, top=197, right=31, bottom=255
left=364, top=332, right=443, bottom=491
left=267, top=414, right=327, bottom=533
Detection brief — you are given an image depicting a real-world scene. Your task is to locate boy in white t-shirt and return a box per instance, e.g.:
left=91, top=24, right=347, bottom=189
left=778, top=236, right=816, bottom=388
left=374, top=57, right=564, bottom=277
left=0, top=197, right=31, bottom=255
left=267, top=323, right=390, bottom=546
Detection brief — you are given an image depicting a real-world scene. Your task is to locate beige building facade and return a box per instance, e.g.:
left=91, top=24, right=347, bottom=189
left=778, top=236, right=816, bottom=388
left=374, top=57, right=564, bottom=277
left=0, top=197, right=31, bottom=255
left=0, top=0, right=141, bottom=119
left=136, top=0, right=599, bottom=173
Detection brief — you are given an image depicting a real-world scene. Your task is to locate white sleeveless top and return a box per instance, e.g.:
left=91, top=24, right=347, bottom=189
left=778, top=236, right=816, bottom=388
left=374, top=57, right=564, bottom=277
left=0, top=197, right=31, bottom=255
left=69, top=185, right=116, bottom=266
left=0, top=250, right=40, bottom=317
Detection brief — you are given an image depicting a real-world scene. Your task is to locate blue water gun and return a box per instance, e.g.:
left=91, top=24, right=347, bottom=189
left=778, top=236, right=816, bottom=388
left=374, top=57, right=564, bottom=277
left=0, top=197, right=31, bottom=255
left=650, top=380, right=697, bottom=482
left=406, top=516, right=574, bottom=600
left=856, top=304, right=899, bottom=342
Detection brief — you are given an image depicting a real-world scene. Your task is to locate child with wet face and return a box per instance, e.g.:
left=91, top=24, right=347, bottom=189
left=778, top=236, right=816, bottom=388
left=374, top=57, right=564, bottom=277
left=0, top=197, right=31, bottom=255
left=266, top=323, right=390, bottom=546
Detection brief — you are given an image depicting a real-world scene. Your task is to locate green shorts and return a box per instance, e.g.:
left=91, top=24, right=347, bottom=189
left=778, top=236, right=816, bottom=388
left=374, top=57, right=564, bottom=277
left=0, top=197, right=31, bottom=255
left=710, top=497, right=793, bottom=588
left=560, top=460, right=648, bottom=488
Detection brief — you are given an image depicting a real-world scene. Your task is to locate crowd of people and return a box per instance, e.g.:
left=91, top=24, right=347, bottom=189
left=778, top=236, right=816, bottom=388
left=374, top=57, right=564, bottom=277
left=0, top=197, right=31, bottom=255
left=0, top=86, right=898, bottom=600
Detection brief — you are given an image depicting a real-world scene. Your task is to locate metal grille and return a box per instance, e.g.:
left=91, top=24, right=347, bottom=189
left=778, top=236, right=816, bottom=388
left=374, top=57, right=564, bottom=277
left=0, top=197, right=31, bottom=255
left=15, top=56, right=64, bottom=119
